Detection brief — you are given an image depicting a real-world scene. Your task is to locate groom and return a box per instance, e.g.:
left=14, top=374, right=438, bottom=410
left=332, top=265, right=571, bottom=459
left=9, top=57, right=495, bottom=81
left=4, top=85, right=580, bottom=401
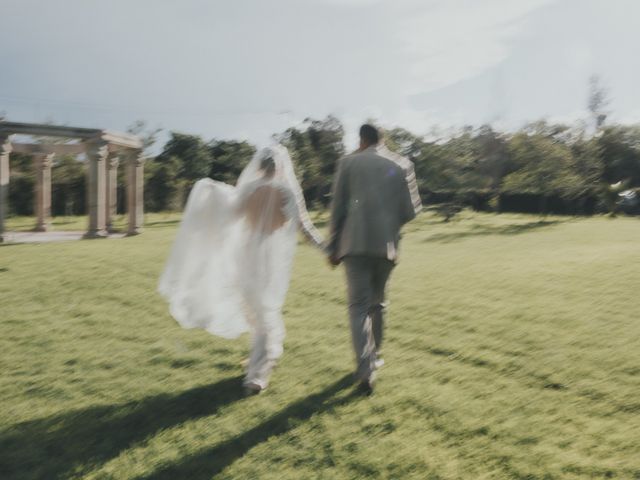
left=327, top=124, right=419, bottom=395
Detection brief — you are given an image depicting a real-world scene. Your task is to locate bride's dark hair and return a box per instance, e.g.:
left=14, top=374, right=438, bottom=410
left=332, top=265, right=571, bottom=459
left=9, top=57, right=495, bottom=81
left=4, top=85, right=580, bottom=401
left=260, top=155, right=276, bottom=177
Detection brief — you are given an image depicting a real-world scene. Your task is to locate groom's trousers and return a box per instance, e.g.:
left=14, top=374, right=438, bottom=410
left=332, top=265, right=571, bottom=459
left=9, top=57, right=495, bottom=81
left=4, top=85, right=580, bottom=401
left=343, top=256, right=395, bottom=382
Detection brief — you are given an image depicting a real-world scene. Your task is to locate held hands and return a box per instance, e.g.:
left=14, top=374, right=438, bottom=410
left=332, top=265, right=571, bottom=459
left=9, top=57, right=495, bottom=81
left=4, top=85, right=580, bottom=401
left=318, top=240, right=340, bottom=267
left=328, top=254, right=341, bottom=267
left=324, top=245, right=341, bottom=267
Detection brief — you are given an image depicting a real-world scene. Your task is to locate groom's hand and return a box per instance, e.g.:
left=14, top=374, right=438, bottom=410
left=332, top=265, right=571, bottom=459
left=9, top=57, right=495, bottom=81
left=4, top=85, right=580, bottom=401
left=328, top=253, right=341, bottom=267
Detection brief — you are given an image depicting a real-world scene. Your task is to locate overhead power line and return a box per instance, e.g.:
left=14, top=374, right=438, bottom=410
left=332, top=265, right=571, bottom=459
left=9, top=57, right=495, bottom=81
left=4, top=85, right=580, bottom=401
left=0, top=94, right=291, bottom=118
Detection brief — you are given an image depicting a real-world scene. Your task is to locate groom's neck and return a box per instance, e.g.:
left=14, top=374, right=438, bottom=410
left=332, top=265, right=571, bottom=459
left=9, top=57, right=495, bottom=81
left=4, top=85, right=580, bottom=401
left=358, top=141, right=377, bottom=152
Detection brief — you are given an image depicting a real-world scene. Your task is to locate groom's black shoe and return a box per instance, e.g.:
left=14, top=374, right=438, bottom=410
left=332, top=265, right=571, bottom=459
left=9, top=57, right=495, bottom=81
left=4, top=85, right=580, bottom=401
left=356, top=379, right=375, bottom=396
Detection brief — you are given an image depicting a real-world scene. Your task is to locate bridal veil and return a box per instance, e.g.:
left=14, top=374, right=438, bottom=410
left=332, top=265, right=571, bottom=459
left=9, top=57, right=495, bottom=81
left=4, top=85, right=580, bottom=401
left=158, top=145, right=304, bottom=339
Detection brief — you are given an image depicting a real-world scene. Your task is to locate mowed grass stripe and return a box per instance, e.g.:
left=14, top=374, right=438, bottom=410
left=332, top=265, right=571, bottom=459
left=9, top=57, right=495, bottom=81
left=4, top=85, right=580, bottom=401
left=1, top=212, right=638, bottom=479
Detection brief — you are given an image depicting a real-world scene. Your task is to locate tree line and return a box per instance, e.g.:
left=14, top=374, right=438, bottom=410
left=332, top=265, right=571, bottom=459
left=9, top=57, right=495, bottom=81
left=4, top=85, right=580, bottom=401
left=7, top=81, right=640, bottom=217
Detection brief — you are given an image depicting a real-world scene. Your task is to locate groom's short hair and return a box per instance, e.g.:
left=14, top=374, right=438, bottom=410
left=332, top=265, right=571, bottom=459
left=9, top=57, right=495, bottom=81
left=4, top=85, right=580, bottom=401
left=359, top=124, right=379, bottom=145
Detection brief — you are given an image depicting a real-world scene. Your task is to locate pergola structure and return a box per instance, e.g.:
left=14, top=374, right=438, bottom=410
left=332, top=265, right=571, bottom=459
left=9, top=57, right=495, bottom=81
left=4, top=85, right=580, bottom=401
left=0, top=121, right=144, bottom=242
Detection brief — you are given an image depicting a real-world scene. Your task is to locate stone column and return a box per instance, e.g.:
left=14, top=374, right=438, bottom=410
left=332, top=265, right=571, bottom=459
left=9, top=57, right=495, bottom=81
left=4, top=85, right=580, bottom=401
left=126, top=150, right=144, bottom=235
left=0, top=136, right=11, bottom=242
left=33, top=152, right=54, bottom=232
left=105, top=153, right=119, bottom=233
left=84, top=141, right=109, bottom=238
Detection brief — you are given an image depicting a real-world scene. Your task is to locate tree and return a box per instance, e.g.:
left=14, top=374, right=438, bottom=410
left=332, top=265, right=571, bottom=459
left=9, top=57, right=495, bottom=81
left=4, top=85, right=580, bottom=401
left=464, top=125, right=511, bottom=191
left=596, top=125, right=640, bottom=185
left=503, top=131, right=588, bottom=200
left=276, top=115, right=345, bottom=206
left=208, top=140, right=255, bottom=184
left=127, top=120, right=162, bottom=155
left=147, top=134, right=257, bottom=211
left=588, top=75, right=610, bottom=131
left=145, top=155, right=182, bottom=212
left=52, top=155, right=85, bottom=216
left=157, top=132, right=213, bottom=183
left=152, top=132, right=214, bottom=207
left=7, top=152, right=35, bottom=216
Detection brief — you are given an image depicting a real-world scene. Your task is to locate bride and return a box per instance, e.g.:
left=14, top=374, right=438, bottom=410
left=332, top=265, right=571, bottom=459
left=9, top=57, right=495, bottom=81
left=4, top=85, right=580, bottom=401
left=158, top=145, right=323, bottom=394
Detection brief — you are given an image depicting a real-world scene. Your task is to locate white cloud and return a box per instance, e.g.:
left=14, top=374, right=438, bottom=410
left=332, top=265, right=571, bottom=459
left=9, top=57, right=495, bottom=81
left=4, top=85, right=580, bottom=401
left=2, top=0, right=639, bottom=148
left=312, top=0, right=383, bottom=5
left=397, top=0, right=559, bottom=94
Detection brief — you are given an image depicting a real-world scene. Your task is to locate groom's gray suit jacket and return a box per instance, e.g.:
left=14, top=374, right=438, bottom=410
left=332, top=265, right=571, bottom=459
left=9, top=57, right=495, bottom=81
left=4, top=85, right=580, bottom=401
left=328, top=146, right=417, bottom=262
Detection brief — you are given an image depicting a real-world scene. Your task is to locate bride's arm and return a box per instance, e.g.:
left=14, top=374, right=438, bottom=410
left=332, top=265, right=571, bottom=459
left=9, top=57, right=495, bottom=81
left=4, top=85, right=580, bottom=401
left=284, top=184, right=324, bottom=248
left=298, top=204, right=324, bottom=249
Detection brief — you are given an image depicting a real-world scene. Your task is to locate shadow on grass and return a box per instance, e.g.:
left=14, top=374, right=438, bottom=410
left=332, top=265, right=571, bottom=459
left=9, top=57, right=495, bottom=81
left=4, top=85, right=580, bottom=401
left=0, top=241, right=30, bottom=248
left=423, top=220, right=564, bottom=243
left=134, top=374, right=357, bottom=480
left=311, top=218, right=329, bottom=230
left=0, top=376, right=245, bottom=480
left=4, top=218, right=86, bottom=232
left=144, top=219, right=182, bottom=228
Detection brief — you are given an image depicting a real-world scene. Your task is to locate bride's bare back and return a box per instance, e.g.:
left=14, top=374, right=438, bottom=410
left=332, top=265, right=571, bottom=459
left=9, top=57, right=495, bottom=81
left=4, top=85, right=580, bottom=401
left=242, top=184, right=287, bottom=235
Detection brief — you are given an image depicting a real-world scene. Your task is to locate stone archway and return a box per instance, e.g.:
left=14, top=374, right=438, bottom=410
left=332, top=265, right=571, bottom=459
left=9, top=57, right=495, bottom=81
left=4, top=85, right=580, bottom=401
left=0, top=121, right=144, bottom=242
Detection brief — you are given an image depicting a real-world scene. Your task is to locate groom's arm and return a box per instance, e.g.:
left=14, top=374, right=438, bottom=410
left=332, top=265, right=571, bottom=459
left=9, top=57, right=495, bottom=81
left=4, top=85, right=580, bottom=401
left=327, top=157, right=349, bottom=263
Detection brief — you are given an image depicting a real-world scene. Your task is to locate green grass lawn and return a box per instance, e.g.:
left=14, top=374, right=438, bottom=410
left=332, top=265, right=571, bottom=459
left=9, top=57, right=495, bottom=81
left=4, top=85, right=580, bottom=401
left=1, top=211, right=639, bottom=479
left=4, top=212, right=184, bottom=233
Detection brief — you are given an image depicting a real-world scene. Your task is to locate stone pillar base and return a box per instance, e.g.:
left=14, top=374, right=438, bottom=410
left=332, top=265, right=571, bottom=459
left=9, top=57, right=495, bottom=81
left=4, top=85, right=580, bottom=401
left=83, top=229, right=109, bottom=239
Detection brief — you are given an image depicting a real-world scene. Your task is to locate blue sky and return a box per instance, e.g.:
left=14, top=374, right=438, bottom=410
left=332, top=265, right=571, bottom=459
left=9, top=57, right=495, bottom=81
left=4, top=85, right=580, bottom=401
left=1, top=0, right=639, bottom=150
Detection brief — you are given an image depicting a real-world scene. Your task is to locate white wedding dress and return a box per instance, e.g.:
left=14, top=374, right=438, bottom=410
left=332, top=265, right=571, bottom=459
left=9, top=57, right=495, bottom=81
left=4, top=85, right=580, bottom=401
left=158, top=145, right=322, bottom=389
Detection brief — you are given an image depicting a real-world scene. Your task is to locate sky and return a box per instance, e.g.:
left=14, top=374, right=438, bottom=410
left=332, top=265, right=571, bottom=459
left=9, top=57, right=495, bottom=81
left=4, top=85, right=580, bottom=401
left=1, top=0, right=639, bottom=151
